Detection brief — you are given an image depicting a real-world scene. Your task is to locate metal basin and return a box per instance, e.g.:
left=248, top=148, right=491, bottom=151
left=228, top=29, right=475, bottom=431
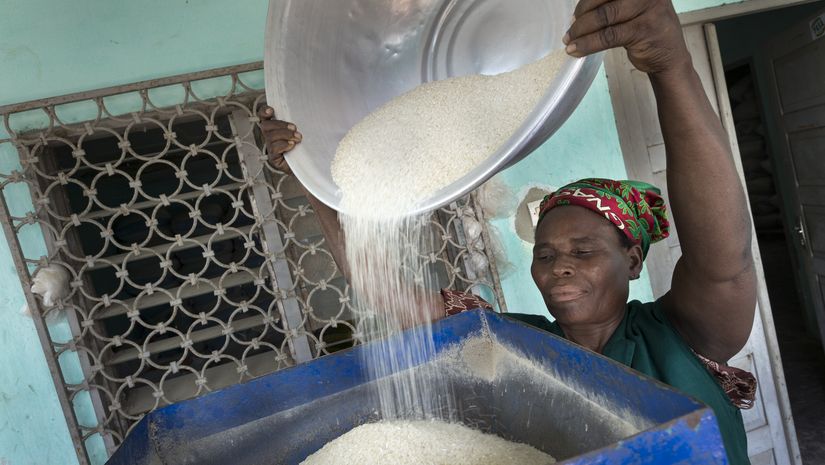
left=264, top=0, right=602, bottom=215
left=105, top=310, right=727, bottom=465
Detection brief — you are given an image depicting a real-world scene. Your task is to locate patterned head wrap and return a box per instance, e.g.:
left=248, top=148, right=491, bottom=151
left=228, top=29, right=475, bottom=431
left=538, top=178, right=670, bottom=258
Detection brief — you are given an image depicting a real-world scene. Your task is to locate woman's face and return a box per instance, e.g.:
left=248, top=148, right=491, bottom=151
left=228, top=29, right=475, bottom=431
left=531, top=206, right=643, bottom=329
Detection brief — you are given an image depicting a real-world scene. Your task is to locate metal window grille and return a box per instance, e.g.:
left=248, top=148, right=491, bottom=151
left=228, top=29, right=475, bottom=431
left=0, top=63, right=506, bottom=464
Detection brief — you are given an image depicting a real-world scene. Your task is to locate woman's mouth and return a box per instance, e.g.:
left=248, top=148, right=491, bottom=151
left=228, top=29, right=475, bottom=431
left=548, top=286, right=587, bottom=302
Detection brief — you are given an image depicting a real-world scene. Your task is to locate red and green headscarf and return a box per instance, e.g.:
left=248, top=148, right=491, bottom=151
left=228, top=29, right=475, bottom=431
left=538, top=178, right=670, bottom=258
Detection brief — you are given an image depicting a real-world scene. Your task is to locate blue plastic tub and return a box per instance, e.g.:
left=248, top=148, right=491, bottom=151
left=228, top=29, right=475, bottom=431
left=106, top=310, right=727, bottom=464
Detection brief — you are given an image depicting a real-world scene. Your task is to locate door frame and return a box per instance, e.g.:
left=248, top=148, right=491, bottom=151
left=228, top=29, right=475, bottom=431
left=703, top=24, right=802, bottom=463
left=679, top=0, right=819, bottom=25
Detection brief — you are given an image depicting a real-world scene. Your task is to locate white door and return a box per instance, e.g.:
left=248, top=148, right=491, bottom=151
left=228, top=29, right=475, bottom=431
left=759, top=7, right=825, bottom=348
left=605, top=23, right=801, bottom=465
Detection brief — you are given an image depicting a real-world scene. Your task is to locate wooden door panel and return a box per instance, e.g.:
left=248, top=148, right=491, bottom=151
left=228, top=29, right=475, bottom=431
left=774, top=40, right=825, bottom=113
left=750, top=448, right=778, bottom=465
left=648, top=143, right=667, bottom=174
left=631, top=69, right=664, bottom=147
left=747, top=424, right=778, bottom=459
left=813, top=260, right=825, bottom=277
left=788, top=129, right=825, bottom=186
left=797, top=185, right=825, bottom=206
left=784, top=104, right=825, bottom=132
left=803, top=206, right=825, bottom=254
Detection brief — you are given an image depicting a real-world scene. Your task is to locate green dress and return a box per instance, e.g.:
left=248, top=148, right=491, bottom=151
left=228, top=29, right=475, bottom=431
left=505, top=299, right=750, bottom=465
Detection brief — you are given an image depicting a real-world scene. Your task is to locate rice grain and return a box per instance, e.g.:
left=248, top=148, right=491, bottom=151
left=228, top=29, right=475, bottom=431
left=300, top=420, right=555, bottom=465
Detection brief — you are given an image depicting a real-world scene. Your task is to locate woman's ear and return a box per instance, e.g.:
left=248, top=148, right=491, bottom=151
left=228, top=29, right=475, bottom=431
left=628, top=244, right=644, bottom=280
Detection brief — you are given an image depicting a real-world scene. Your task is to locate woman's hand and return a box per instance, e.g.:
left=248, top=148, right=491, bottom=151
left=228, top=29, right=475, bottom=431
left=257, top=105, right=302, bottom=174
left=564, top=0, right=691, bottom=77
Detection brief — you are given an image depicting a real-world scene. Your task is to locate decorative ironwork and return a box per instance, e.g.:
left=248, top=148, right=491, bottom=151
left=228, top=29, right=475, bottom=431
left=0, top=63, right=505, bottom=464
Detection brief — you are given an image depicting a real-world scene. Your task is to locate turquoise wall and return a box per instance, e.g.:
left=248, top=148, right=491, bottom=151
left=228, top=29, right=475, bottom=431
left=0, top=1, right=267, bottom=464
left=0, top=0, right=754, bottom=463
left=0, top=0, right=268, bottom=106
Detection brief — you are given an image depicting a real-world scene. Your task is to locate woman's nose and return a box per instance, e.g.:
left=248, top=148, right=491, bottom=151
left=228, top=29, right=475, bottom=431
left=552, top=257, right=575, bottom=278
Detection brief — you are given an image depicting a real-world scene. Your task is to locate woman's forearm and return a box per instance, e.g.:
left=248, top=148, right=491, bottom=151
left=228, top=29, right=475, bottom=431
left=651, top=62, right=753, bottom=279
left=300, top=186, right=352, bottom=282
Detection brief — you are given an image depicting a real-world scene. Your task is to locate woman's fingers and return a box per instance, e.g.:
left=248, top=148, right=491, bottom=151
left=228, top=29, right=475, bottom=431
left=261, top=118, right=294, bottom=133
left=256, top=104, right=301, bottom=174
left=265, top=128, right=302, bottom=143
left=268, top=139, right=296, bottom=174
left=564, top=0, right=688, bottom=75
left=573, top=0, right=615, bottom=19
left=269, top=139, right=296, bottom=155
left=268, top=130, right=302, bottom=156
left=258, top=105, right=296, bottom=133
left=258, top=106, right=273, bottom=118
left=566, top=0, right=647, bottom=45
left=565, top=21, right=637, bottom=57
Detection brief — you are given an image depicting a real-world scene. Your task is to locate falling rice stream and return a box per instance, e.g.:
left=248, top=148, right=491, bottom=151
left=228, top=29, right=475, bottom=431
left=313, top=49, right=568, bottom=459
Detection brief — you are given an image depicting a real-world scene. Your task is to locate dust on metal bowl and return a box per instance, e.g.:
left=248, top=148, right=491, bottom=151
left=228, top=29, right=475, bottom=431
left=264, top=0, right=602, bottom=215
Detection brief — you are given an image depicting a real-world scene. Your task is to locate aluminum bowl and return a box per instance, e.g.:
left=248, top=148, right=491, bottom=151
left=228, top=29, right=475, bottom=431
left=264, top=0, right=602, bottom=215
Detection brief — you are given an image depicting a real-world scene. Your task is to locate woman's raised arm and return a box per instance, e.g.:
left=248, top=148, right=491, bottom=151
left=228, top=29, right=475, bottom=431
left=564, top=0, right=756, bottom=362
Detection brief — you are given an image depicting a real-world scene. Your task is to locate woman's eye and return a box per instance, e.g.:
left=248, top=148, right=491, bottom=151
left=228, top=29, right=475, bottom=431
left=573, top=249, right=592, bottom=256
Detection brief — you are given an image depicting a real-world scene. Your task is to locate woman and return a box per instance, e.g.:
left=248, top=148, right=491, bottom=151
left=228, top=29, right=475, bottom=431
left=259, top=0, right=757, bottom=463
